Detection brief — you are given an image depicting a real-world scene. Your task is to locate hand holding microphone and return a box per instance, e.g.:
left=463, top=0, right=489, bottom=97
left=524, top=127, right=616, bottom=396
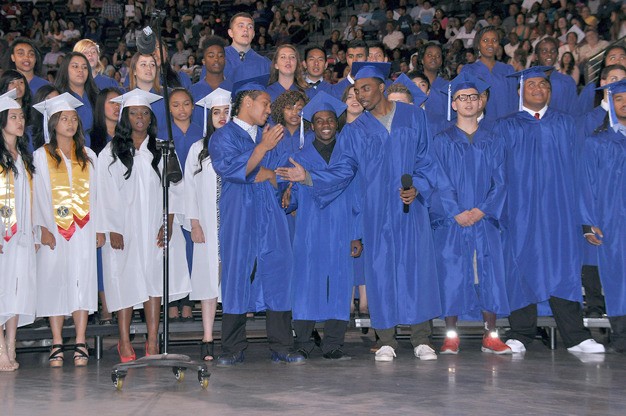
left=400, top=174, right=417, bottom=213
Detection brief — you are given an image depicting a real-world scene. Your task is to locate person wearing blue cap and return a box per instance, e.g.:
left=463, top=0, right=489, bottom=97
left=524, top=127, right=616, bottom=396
left=535, top=37, right=578, bottom=115
left=281, top=91, right=361, bottom=360
left=208, top=69, right=305, bottom=366
left=277, top=61, right=441, bottom=362
left=223, top=12, right=271, bottom=82
left=386, top=73, right=428, bottom=106
left=460, top=26, right=518, bottom=121
left=430, top=75, right=511, bottom=355
left=578, top=64, right=626, bottom=322
left=496, top=66, right=605, bottom=355
left=0, top=93, right=36, bottom=372
left=580, top=79, right=626, bottom=354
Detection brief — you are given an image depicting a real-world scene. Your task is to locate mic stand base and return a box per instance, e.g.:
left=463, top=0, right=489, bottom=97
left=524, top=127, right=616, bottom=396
left=112, top=354, right=210, bottom=390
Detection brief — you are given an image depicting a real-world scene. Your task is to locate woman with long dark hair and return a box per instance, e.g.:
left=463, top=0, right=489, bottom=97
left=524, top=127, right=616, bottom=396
left=54, top=52, right=99, bottom=142
left=90, top=88, right=122, bottom=155
left=97, top=89, right=190, bottom=362
left=74, top=39, right=119, bottom=91
left=183, top=88, right=230, bottom=360
left=0, top=94, right=36, bottom=372
left=29, top=85, right=61, bottom=151
left=32, top=93, right=99, bottom=367
left=0, top=70, right=32, bottom=125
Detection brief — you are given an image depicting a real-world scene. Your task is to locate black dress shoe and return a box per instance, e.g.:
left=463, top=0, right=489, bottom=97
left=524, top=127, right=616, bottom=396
left=322, top=349, right=351, bottom=360
left=296, top=348, right=311, bottom=359
left=216, top=350, right=245, bottom=367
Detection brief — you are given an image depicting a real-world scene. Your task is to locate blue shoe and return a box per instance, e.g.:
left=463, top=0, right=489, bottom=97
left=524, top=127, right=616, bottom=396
left=216, top=350, right=245, bottom=367
left=270, top=351, right=306, bottom=365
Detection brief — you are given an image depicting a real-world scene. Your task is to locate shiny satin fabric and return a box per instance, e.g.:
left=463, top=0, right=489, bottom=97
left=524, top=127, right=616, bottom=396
left=460, top=61, right=518, bottom=122
left=309, top=103, right=442, bottom=329
left=1, top=169, right=18, bottom=242
left=430, top=124, right=510, bottom=320
left=287, top=139, right=361, bottom=322
left=209, top=121, right=293, bottom=314
left=44, top=144, right=90, bottom=241
left=496, top=109, right=583, bottom=311
left=580, top=130, right=626, bottom=316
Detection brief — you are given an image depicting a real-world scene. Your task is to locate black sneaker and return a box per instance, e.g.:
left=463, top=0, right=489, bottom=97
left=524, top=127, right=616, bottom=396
left=322, top=349, right=351, bottom=360
left=216, top=350, right=245, bottom=367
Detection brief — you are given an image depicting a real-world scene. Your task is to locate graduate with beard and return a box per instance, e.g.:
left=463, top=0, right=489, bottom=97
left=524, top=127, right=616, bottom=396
left=277, top=62, right=441, bottom=362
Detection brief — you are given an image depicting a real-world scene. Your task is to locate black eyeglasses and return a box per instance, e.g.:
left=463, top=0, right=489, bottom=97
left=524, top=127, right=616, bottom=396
left=454, top=93, right=479, bottom=102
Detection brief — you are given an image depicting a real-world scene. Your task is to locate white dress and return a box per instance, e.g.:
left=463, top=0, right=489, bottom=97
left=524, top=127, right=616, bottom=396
left=0, top=157, right=36, bottom=327
left=183, top=140, right=220, bottom=301
left=96, top=138, right=190, bottom=312
left=33, top=147, right=98, bottom=317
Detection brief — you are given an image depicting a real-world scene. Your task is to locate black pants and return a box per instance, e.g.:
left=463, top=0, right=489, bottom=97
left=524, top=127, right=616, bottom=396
left=581, top=265, right=606, bottom=315
left=375, top=321, right=432, bottom=349
left=293, top=319, right=348, bottom=354
left=609, top=315, right=626, bottom=351
left=506, top=296, right=591, bottom=348
left=221, top=310, right=294, bottom=354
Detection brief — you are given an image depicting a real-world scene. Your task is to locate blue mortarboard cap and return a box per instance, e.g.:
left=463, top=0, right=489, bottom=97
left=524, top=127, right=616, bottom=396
left=298, top=91, right=346, bottom=149
left=301, top=91, right=347, bottom=122
left=507, top=65, right=553, bottom=111
left=231, top=65, right=270, bottom=97
left=390, top=73, right=429, bottom=107
left=596, top=79, right=626, bottom=127
left=441, top=72, right=490, bottom=121
left=352, top=62, right=392, bottom=82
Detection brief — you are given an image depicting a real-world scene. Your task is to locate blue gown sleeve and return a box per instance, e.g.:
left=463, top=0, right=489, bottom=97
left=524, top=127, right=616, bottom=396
left=579, top=137, right=600, bottom=226
left=208, top=128, right=259, bottom=184
left=432, top=133, right=461, bottom=218
left=477, top=137, right=506, bottom=219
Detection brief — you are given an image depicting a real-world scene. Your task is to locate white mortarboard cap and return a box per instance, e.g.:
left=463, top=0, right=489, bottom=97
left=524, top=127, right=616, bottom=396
left=32, top=92, right=84, bottom=144
left=0, top=89, right=21, bottom=113
left=110, top=88, right=163, bottom=121
left=195, top=88, right=231, bottom=137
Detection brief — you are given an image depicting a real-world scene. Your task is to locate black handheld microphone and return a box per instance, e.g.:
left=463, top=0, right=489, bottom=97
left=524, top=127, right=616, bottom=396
left=401, top=174, right=412, bottom=214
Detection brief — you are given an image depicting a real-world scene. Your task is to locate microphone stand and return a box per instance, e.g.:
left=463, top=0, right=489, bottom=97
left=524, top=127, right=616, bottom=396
left=112, top=8, right=210, bottom=391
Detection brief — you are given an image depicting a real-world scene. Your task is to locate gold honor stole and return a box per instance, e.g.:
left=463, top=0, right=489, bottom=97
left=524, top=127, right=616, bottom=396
left=45, top=144, right=90, bottom=241
left=1, top=166, right=33, bottom=242
left=1, top=169, right=18, bottom=242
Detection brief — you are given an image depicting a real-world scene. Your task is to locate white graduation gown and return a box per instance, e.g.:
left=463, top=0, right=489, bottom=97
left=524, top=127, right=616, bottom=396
left=96, top=139, right=190, bottom=312
left=183, top=140, right=220, bottom=301
left=0, top=157, right=36, bottom=327
left=33, top=147, right=98, bottom=317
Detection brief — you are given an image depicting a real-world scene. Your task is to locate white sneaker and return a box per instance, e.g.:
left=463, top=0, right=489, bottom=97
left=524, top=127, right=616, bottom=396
left=414, top=344, right=437, bottom=360
left=505, top=339, right=526, bottom=354
left=374, top=345, right=396, bottom=362
left=567, top=339, right=605, bottom=354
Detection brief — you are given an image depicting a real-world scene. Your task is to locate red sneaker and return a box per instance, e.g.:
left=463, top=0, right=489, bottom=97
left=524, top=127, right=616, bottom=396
left=481, top=332, right=513, bottom=354
left=440, top=336, right=460, bottom=355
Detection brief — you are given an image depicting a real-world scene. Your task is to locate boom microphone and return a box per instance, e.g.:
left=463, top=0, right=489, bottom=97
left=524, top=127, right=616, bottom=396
left=401, top=174, right=413, bottom=214
left=136, top=26, right=156, bottom=55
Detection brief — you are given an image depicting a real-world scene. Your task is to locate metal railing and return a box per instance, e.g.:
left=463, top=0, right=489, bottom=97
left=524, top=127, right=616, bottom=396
left=584, top=35, right=626, bottom=85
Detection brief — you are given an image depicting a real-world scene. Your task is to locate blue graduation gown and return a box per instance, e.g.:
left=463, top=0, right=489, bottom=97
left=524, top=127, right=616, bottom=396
left=577, top=81, right=597, bottom=116
left=424, top=76, right=451, bottom=136
left=430, top=125, right=509, bottom=319
left=582, top=105, right=608, bottom=137
left=160, top=121, right=203, bottom=171
left=224, top=46, right=271, bottom=82
left=28, top=75, right=49, bottom=97
left=266, top=82, right=302, bottom=102
left=580, top=129, right=626, bottom=316
left=208, top=121, right=293, bottom=314
left=288, top=140, right=360, bottom=321
left=71, top=91, right=94, bottom=144
left=305, top=80, right=331, bottom=99
left=460, top=61, right=518, bottom=121
left=94, top=74, right=120, bottom=90
left=307, top=103, right=442, bottom=329
left=548, top=71, right=579, bottom=115
left=327, top=78, right=352, bottom=101
left=496, top=109, right=583, bottom=311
